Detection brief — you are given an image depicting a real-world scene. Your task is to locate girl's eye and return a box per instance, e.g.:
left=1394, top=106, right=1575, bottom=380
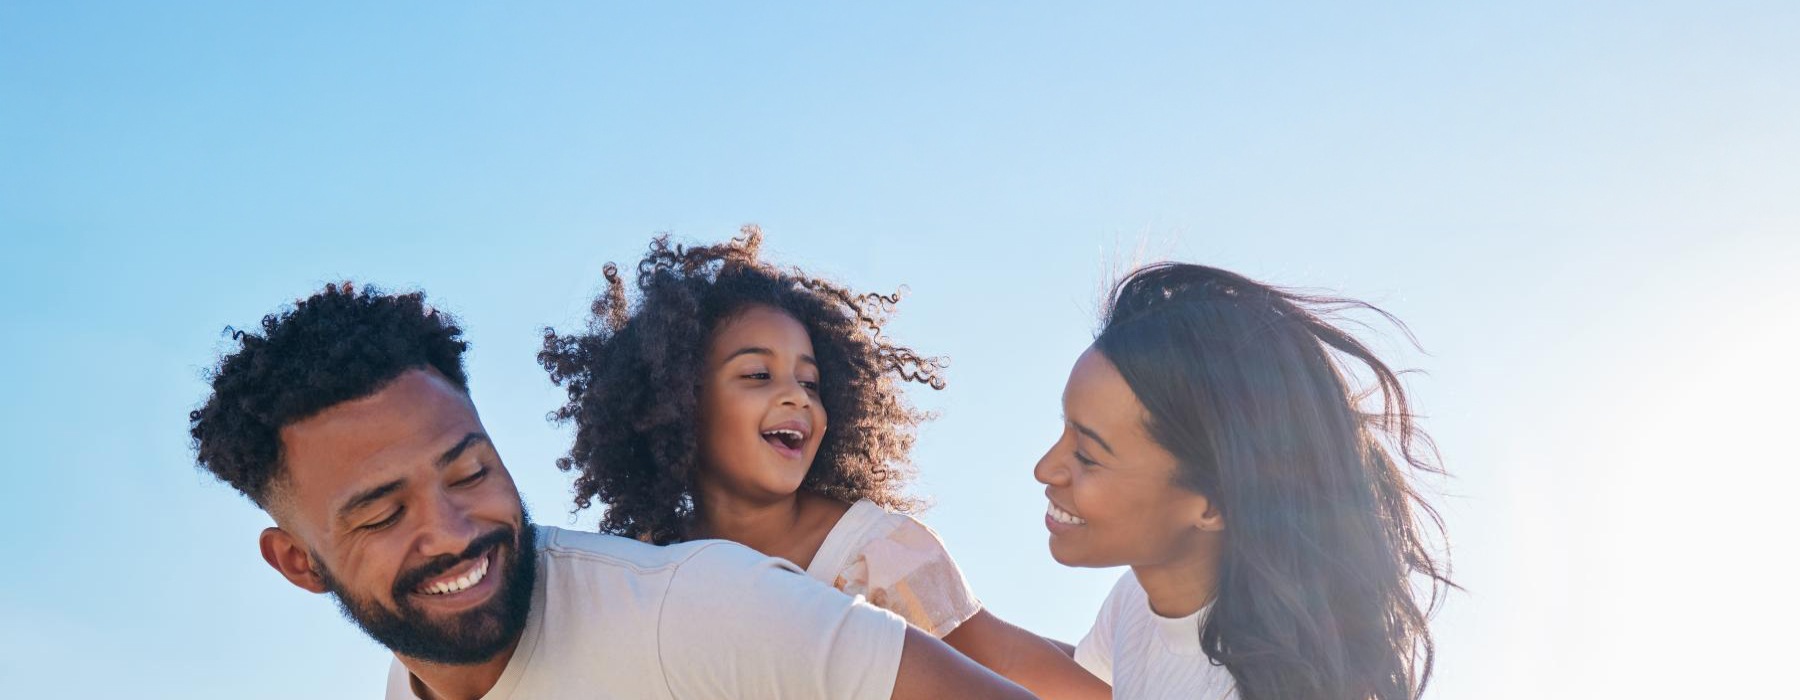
left=799, top=380, right=819, bottom=392
left=361, top=508, right=404, bottom=532
left=742, top=371, right=771, bottom=380
left=453, top=467, right=489, bottom=488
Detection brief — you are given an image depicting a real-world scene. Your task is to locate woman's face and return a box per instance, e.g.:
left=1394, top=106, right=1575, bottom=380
left=696, top=305, right=828, bottom=505
left=1033, top=346, right=1219, bottom=568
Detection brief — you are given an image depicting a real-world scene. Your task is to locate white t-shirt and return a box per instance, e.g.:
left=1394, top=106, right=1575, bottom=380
left=1074, top=570, right=1238, bottom=700
left=805, top=499, right=983, bottom=638
left=385, top=526, right=906, bottom=699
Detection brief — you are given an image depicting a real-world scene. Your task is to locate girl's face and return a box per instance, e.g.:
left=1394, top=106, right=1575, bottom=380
left=1033, top=346, right=1220, bottom=569
left=696, top=305, right=828, bottom=504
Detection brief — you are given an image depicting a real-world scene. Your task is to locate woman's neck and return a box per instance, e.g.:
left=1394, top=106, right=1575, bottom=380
left=691, top=488, right=847, bottom=571
left=1132, top=534, right=1223, bottom=619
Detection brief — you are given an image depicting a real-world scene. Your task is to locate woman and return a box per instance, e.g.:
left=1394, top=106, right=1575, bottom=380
left=1036, top=262, right=1453, bottom=700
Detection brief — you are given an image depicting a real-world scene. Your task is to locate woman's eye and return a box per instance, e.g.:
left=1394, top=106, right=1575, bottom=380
left=1074, top=451, right=1099, bottom=468
left=361, top=509, right=404, bottom=531
left=742, top=371, right=771, bottom=380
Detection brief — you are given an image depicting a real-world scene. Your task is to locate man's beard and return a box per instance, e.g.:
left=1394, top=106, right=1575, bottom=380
left=315, top=508, right=538, bottom=665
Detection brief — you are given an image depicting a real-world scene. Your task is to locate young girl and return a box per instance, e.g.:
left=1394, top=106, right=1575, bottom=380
left=1036, top=262, right=1454, bottom=700
left=540, top=228, right=1107, bottom=699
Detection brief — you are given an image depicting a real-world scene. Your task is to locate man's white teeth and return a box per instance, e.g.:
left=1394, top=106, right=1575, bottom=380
left=1048, top=502, right=1087, bottom=526
left=419, top=555, right=489, bottom=596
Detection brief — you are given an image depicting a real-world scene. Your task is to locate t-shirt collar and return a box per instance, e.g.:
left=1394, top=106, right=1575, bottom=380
left=1150, top=601, right=1208, bottom=657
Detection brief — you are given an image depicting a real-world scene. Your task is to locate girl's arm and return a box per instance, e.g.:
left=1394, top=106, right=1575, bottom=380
left=943, top=609, right=1111, bottom=700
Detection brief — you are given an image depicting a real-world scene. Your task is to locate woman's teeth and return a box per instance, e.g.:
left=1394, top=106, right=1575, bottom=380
left=417, top=554, right=490, bottom=596
left=1048, top=502, right=1087, bottom=526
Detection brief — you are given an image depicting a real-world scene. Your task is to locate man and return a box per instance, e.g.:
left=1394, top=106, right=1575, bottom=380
left=189, top=282, right=1033, bottom=700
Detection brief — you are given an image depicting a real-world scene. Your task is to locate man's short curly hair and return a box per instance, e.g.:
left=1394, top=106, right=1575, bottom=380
left=539, top=227, right=945, bottom=545
left=189, top=282, right=470, bottom=509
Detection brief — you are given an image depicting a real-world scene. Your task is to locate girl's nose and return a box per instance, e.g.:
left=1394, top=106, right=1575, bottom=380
left=777, top=377, right=811, bottom=408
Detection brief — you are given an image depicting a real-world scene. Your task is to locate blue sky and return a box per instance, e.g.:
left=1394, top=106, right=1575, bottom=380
left=4, top=2, right=1798, bottom=697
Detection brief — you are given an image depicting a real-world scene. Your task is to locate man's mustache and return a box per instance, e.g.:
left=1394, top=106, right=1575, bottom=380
left=391, top=526, right=515, bottom=597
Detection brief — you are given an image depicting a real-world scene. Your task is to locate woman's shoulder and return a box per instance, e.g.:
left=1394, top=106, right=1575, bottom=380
left=1100, top=569, right=1149, bottom=617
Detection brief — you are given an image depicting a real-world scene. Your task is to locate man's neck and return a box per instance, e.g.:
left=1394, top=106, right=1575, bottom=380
left=401, top=639, right=520, bottom=700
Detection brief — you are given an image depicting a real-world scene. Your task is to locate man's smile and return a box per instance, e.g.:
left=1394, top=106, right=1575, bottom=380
left=414, top=551, right=491, bottom=596
left=398, top=540, right=509, bottom=613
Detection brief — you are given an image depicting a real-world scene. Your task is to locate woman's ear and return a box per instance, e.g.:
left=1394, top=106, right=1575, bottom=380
left=260, top=527, right=329, bottom=594
left=1191, top=494, right=1225, bottom=533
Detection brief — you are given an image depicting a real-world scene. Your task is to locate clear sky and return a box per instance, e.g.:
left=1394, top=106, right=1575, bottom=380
left=3, top=2, right=1797, bottom=697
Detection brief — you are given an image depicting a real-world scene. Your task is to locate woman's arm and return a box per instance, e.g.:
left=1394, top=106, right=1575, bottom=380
left=942, top=609, right=1111, bottom=700
left=891, top=626, right=1038, bottom=700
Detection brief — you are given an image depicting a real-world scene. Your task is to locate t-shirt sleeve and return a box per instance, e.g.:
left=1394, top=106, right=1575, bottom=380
left=657, top=541, right=908, bottom=700
left=384, top=657, right=420, bottom=699
left=830, top=514, right=983, bottom=638
left=1073, top=574, right=1127, bottom=685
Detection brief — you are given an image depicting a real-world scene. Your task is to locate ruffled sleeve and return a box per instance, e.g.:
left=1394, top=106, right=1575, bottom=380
left=822, top=504, right=983, bottom=638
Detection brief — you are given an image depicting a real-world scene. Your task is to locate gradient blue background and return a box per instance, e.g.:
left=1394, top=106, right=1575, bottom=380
left=4, top=2, right=1797, bottom=697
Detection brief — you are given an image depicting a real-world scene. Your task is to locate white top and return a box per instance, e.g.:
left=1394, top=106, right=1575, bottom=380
left=1074, top=570, right=1238, bottom=700
left=385, top=526, right=906, bottom=700
left=804, top=499, right=982, bottom=638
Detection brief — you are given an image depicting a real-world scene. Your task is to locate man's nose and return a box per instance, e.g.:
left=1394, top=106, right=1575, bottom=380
left=413, top=488, right=480, bottom=558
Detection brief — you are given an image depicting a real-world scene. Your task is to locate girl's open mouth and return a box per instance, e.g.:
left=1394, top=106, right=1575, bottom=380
left=759, top=421, right=810, bottom=460
left=761, top=427, right=805, bottom=459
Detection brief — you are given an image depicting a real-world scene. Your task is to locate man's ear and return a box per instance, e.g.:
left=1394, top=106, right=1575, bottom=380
left=260, top=527, right=329, bottom=594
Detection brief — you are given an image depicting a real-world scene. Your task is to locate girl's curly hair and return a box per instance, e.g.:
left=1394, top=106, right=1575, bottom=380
left=540, top=226, right=946, bottom=544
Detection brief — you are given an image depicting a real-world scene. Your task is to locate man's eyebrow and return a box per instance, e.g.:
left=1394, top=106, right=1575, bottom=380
left=437, top=432, right=491, bottom=468
left=1070, top=420, right=1117, bottom=456
left=334, top=433, right=490, bottom=524
left=337, top=479, right=404, bottom=523
left=723, top=347, right=817, bottom=366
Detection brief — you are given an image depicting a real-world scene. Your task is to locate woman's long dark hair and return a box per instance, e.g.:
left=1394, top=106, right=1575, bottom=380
left=1094, top=263, right=1452, bottom=700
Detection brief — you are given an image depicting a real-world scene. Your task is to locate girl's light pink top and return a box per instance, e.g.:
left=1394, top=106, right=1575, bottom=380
left=805, top=499, right=982, bottom=638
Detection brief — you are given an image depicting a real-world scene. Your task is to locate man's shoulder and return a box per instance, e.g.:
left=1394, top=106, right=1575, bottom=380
left=536, top=526, right=793, bottom=577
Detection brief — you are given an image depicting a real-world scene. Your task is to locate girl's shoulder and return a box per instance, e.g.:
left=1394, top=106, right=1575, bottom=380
left=807, top=499, right=982, bottom=637
left=807, top=499, right=947, bottom=582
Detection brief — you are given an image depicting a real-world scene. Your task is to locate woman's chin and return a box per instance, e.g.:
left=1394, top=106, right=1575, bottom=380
left=1047, top=537, right=1094, bottom=568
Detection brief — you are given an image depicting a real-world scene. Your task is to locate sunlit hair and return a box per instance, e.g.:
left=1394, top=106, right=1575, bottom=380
left=189, top=282, right=470, bottom=509
left=1095, top=263, right=1453, bottom=700
left=539, top=226, right=945, bottom=544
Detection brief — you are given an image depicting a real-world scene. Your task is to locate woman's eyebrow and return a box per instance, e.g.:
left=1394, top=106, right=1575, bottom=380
left=1071, top=420, right=1117, bottom=456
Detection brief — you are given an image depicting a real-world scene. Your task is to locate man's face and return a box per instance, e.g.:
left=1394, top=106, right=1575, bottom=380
left=263, top=368, right=535, bottom=665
